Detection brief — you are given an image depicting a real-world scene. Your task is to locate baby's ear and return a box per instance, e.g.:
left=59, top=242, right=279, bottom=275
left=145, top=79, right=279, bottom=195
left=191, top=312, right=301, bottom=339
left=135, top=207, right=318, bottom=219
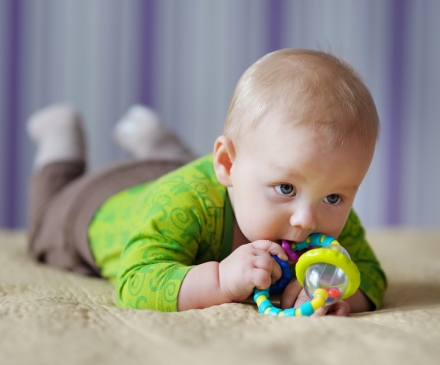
left=213, top=135, right=235, bottom=187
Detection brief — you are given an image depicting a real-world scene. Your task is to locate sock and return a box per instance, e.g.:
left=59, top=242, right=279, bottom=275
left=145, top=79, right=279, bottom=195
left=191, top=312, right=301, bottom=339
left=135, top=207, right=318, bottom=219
left=27, top=104, right=86, bottom=169
left=113, top=105, right=196, bottom=161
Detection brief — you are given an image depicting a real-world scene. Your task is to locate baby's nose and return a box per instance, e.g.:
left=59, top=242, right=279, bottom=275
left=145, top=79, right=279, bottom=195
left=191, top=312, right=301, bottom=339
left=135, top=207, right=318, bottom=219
left=289, top=206, right=316, bottom=238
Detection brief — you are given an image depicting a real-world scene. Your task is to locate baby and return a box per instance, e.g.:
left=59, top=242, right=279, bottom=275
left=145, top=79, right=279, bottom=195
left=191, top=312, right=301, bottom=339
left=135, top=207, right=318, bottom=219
left=27, top=49, right=386, bottom=315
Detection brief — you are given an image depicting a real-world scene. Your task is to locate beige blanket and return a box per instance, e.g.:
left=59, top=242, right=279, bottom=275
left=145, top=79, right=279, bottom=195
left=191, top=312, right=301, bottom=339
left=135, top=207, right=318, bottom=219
left=1, top=229, right=439, bottom=365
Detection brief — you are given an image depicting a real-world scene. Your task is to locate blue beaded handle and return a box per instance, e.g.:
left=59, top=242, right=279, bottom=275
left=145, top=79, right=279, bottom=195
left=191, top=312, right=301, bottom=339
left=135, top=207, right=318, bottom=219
left=268, top=255, right=292, bottom=294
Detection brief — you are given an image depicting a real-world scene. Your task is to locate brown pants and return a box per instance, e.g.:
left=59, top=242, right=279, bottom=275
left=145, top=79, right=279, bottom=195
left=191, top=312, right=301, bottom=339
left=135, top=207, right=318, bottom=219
left=28, top=159, right=186, bottom=276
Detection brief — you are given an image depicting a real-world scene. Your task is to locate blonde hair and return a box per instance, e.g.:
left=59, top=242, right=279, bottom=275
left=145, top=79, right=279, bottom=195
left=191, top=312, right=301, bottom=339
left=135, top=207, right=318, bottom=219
left=223, top=49, right=379, bottom=146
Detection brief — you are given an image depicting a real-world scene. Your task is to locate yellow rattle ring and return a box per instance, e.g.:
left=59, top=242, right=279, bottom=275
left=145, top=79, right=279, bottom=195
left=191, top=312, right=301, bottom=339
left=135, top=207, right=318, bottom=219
left=295, top=246, right=361, bottom=300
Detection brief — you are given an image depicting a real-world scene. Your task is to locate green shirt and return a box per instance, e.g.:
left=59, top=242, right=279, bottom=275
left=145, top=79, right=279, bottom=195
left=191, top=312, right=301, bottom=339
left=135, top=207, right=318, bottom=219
left=88, top=155, right=387, bottom=312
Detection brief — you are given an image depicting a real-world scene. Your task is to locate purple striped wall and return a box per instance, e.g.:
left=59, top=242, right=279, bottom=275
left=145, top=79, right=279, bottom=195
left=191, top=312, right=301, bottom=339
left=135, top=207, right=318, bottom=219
left=4, top=0, right=22, bottom=228
left=138, top=0, right=157, bottom=108
left=386, top=0, right=406, bottom=225
left=0, top=1, right=434, bottom=228
left=268, top=0, right=284, bottom=53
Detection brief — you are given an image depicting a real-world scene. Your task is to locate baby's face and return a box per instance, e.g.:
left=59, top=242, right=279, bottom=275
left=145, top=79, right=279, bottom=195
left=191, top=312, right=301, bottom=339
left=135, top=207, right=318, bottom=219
left=227, top=115, right=374, bottom=244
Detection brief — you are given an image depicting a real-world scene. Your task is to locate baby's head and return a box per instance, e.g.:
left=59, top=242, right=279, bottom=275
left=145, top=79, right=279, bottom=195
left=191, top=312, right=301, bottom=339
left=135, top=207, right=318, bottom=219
left=223, top=48, right=378, bottom=148
left=214, top=49, right=379, bottom=244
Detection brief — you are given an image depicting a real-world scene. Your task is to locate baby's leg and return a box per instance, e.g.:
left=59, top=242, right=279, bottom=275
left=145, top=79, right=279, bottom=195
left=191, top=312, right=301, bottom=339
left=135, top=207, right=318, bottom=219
left=27, top=104, right=86, bottom=238
left=27, top=104, right=198, bottom=276
left=113, top=105, right=196, bottom=162
left=26, top=104, right=190, bottom=277
left=27, top=105, right=90, bottom=271
left=27, top=104, right=85, bottom=169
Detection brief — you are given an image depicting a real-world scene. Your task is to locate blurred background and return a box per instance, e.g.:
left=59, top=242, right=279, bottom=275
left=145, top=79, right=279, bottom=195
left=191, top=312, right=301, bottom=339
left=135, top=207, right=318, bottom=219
left=0, top=0, right=439, bottom=229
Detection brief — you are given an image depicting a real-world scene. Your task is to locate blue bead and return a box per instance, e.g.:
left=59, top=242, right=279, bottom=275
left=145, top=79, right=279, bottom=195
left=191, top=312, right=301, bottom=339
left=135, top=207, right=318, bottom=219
left=253, top=289, right=269, bottom=301
left=282, top=308, right=296, bottom=316
left=308, top=233, right=337, bottom=247
left=296, top=241, right=309, bottom=250
left=320, top=235, right=336, bottom=246
left=299, top=301, right=315, bottom=316
left=267, top=307, right=282, bottom=316
left=258, top=299, right=273, bottom=314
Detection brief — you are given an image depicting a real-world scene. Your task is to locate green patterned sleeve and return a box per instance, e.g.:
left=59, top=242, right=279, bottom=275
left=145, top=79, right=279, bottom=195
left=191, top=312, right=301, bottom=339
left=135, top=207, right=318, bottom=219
left=338, top=210, right=387, bottom=309
left=116, top=180, right=208, bottom=312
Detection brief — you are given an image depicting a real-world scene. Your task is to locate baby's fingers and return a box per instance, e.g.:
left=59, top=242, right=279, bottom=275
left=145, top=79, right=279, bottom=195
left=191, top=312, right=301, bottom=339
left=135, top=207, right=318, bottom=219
left=311, top=306, right=328, bottom=317
left=327, top=301, right=350, bottom=317
left=248, top=255, right=283, bottom=289
left=252, top=255, right=282, bottom=284
left=281, top=280, right=302, bottom=309
left=250, top=267, right=273, bottom=290
left=251, top=240, right=288, bottom=261
left=311, top=301, right=350, bottom=317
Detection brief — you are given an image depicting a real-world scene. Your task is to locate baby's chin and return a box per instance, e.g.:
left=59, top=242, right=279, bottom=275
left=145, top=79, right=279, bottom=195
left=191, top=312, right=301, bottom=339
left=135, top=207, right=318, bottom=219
left=248, top=237, right=290, bottom=245
left=242, top=231, right=294, bottom=245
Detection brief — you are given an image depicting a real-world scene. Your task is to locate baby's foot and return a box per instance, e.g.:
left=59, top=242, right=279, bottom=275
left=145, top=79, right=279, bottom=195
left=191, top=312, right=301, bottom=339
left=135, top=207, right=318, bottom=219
left=113, top=105, right=195, bottom=162
left=27, top=104, right=85, bottom=169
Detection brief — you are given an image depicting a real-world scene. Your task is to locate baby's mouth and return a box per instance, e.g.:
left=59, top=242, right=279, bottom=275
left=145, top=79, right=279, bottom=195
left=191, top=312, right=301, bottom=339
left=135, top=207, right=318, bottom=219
left=279, top=239, right=312, bottom=263
left=279, top=239, right=295, bottom=246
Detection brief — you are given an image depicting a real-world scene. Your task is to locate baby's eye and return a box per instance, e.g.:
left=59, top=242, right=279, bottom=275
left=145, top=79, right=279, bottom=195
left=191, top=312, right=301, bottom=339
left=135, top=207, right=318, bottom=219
left=323, top=194, right=341, bottom=205
left=274, top=184, right=296, bottom=197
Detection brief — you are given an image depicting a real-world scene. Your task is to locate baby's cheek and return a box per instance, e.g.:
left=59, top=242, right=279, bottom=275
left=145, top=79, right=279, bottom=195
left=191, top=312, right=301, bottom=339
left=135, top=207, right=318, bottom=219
left=315, top=215, right=344, bottom=237
left=244, top=221, right=279, bottom=242
left=325, top=222, right=346, bottom=239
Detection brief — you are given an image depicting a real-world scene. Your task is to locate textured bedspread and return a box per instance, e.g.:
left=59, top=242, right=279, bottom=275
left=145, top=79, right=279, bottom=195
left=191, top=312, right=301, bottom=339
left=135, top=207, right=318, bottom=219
left=1, top=229, right=439, bottom=365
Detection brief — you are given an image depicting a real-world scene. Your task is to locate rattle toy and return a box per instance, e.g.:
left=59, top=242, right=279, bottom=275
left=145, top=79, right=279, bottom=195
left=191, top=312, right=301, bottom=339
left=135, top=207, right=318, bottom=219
left=254, top=233, right=360, bottom=316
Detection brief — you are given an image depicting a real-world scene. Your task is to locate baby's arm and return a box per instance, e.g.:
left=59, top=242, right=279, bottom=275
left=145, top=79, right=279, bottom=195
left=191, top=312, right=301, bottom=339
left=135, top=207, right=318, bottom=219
left=344, top=289, right=373, bottom=312
left=178, top=240, right=287, bottom=311
left=338, top=210, right=387, bottom=310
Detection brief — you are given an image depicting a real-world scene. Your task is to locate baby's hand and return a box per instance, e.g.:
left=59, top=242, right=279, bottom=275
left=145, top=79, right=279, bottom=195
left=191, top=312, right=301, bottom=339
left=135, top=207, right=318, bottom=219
left=218, top=240, right=288, bottom=302
left=281, top=280, right=351, bottom=317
